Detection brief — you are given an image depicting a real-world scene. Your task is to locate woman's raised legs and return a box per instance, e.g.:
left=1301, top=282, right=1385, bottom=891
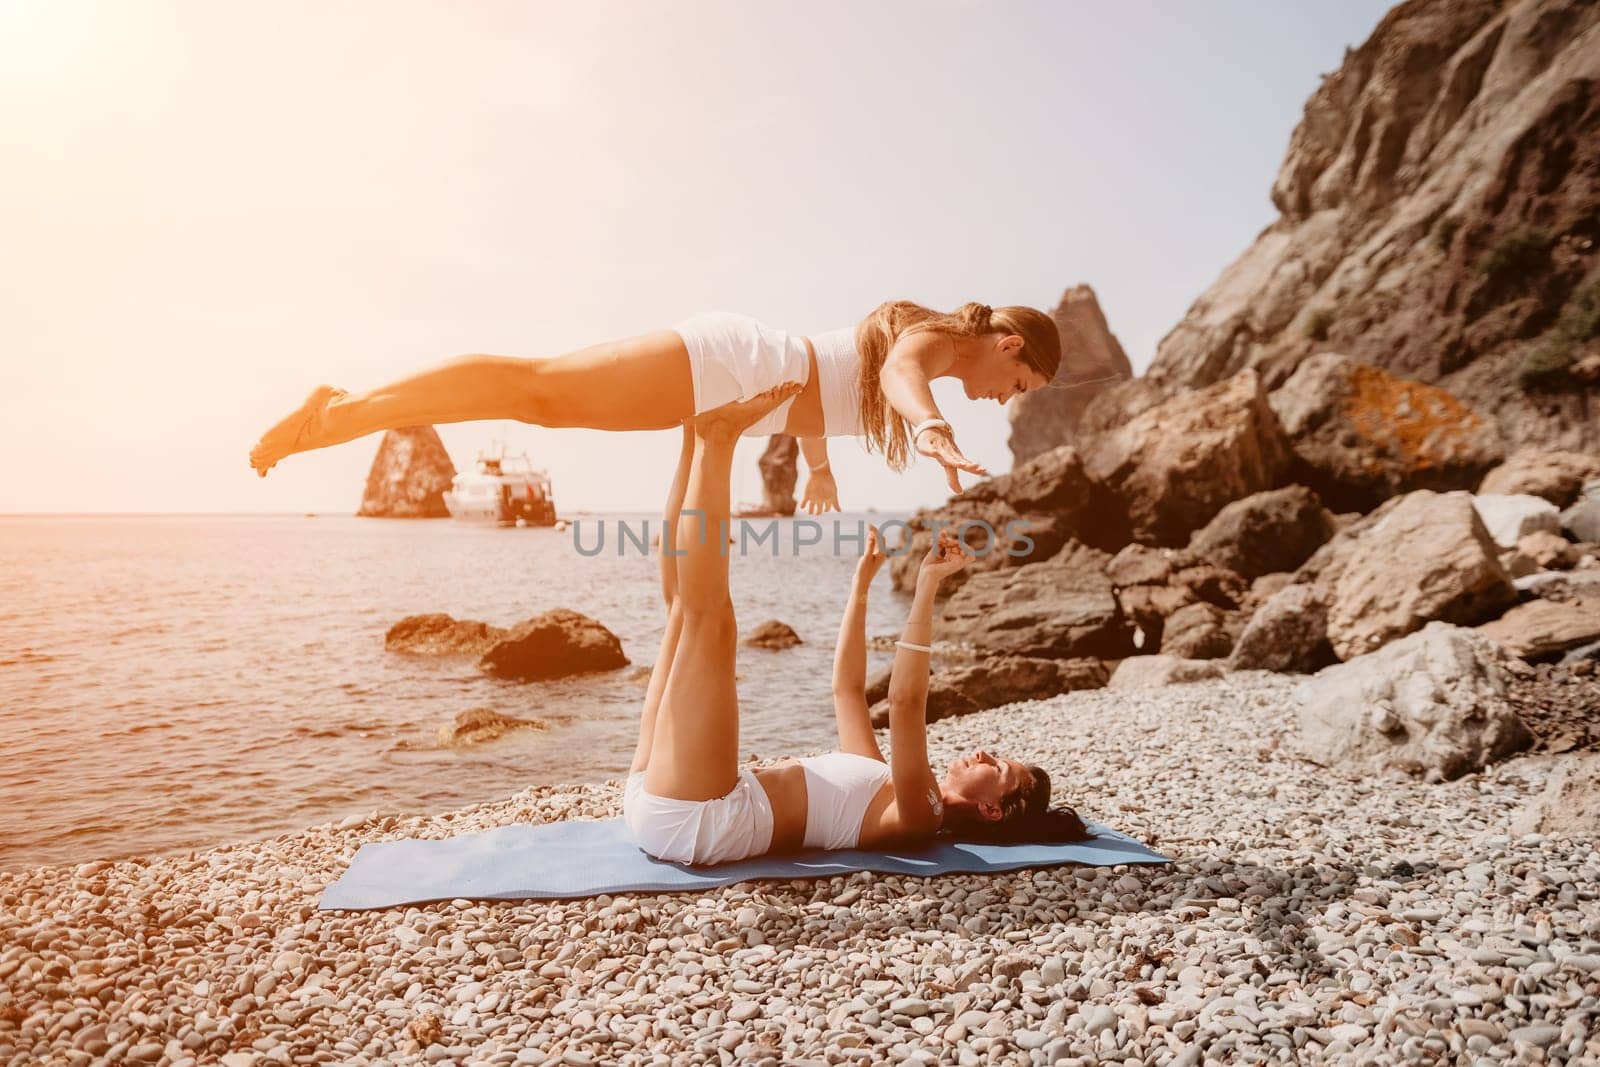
left=640, top=384, right=801, bottom=803
left=248, top=330, right=696, bottom=475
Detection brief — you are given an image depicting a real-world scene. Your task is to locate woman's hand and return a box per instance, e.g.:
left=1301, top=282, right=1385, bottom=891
left=918, top=529, right=975, bottom=582
left=854, top=524, right=888, bottom=583
left=801, top=467, right=840, bottom=515
left=916, top=426, right=988, bottom=493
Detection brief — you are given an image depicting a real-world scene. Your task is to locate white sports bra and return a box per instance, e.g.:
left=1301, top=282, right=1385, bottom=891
left=797, top=751, right=892, bottom=850
left=808, top=327, right=863, bottom=438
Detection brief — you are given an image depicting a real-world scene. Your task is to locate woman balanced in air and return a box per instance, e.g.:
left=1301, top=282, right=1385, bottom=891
left=248, top=300, right=1061, bottom=510
left=622, top=384, right=1087, bottom=865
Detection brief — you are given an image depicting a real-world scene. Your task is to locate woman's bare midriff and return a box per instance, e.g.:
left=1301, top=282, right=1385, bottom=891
left=779, top=339, right=827, bottom=438
left=753, top=757, right=898, bottom=855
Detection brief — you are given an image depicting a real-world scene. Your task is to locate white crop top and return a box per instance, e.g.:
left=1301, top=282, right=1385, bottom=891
left=798, top=751, right=893, bottom=850
left=808, top=327, right=863, bottom=438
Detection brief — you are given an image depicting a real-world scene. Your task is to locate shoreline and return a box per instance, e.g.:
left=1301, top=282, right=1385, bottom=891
left=2, top=675, right=1595, bottom=1066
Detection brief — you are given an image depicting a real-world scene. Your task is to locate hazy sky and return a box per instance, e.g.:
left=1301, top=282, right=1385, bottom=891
left=1, top=0, right=1394, bottom=515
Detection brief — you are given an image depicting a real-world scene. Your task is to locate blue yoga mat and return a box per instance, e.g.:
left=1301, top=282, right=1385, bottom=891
left=320, top=815, right=1168, bottom=910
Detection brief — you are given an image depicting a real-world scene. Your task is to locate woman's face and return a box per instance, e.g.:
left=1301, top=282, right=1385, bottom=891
left=943, top=749, right=1029, bottom=817
left=959, top=334, right=1050, bottom=404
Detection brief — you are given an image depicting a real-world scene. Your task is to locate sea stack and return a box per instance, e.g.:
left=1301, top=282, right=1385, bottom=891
left=357, top=427, right=456, bottom=518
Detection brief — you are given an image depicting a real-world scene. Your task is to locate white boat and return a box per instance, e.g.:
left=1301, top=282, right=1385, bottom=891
left=444, top=444, right=558, bottom=527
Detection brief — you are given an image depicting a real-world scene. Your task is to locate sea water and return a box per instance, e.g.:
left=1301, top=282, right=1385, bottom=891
left=0, top=513, right=911, bottom=871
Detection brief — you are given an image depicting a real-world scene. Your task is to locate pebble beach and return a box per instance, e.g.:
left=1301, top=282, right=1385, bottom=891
left=3, top=673, right=1596, bottom=1066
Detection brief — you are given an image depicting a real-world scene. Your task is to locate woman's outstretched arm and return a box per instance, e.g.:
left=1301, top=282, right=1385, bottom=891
left=831, top=526, right=887, bottom=761
left=886, top=530, right=974, bottom=824
left=877, top=332, right=988, bottom=492
left=798, top=437, right=839, bottom=515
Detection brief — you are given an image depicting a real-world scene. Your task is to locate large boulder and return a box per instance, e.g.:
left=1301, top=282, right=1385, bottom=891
left=1228, top=583, right=1337, bottom=674
left=1107, top=655, right=1224, bottom=690
left=1144, top=0, right=1600, bottom=459
left=357, top=427, right=456, bottom=518
left=1563, top=481, right=1600, bottom=542
left=1315, top=490, right=1516, bottom=660
left=939, top=542, right=1134, bottom=660
left=1480, top=449, right=1600, bottom=506
left=1159, top=602, right=1236, bottom=660
left=1081, top=369, right=1292, bottom=547
left=479, top=608, right=629, bottom=681
left=1269, top=354, right=1505, bottom=512
left=868, top=657, right=1107, bottom=727
left=1107, top=544, right=1248, bottom=652
left=1472, top=493, right=1561, bottom=549
left=1478, top=598, right=1600, bottom=661
left=1294, top=623, right=1533, bottom=782
left=1007, top=284, right=1134, bottom=463
left=1513, top=754, right=1600, bottom=835
left=889, top=445, right=1120, bottom=594
left=1187, top=485, right=1336, bottom=579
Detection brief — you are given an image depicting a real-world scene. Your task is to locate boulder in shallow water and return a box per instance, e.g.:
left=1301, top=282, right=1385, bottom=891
left=1480, top=450, right=1600, bottom=508
left=1513, top=753, right=1600, bottom=836
left=744, top=619, right=802, bottom=649
left=386, top=613, right=503, bottom=656
left=437, top=708, right=548, bottom=747
left=357, top=427, right=456, bottom=518
left=1294, top=622, right=1532, bottom=782
left=479, top=608, right=628, bottom=681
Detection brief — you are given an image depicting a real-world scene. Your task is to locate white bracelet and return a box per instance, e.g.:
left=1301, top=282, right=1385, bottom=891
left=808, top=459, right=830, bottom=473
left=895, top=640, right=932, bottom=653
left=910, top=417, right=950, bottom=441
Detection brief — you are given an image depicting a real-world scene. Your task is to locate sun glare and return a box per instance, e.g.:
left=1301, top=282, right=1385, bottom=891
left=0, top=0, right=102, bottom=84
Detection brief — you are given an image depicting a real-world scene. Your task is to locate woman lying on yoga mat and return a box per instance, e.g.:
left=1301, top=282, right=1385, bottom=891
left=621, top=385, right=1087, bottom=866
left=248, top=300, right=1061, bottom=510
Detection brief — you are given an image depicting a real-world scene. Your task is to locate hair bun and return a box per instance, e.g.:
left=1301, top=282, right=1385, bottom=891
left=965, top=302, right=993, bottom=330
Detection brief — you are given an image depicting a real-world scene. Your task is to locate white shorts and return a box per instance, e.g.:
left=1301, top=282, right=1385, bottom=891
left=623, top=769, right=775, bottom=866
left=671, top=311, right=809, bottom=437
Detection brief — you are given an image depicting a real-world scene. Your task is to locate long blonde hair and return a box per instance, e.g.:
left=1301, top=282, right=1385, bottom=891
left=854, top=300, right=1061, bottom=470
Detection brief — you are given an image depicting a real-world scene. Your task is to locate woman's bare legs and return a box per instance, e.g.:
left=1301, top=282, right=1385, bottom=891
left=248, top=330, right=697, bottom=475
left=642, top=383, right=802, bottom=802
left=627, top=424, right=696, bottom=776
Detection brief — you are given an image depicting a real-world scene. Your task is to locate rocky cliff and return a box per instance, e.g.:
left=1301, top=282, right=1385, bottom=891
left=356, top=427, right=456, bottom=518
left=1007, top=284, right=1134, bottom=463
left=1147, top=0, right=1600, bottom=452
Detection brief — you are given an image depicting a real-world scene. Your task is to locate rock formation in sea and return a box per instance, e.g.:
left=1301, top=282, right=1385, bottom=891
left=1144, top=0, right=1600, bottom=453
left=754, top=435, right=799, bottom=518
left=385, top=609, right=629, bottom=681
left=1007, top=284, right=1134, bottom=463
left=356, top=427, right=456, bottom=518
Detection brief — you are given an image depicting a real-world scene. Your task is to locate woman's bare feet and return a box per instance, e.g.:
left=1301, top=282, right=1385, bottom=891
left=248, top=385, right=348, bottom=477
left=690, top=382, right=803, bottom=442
